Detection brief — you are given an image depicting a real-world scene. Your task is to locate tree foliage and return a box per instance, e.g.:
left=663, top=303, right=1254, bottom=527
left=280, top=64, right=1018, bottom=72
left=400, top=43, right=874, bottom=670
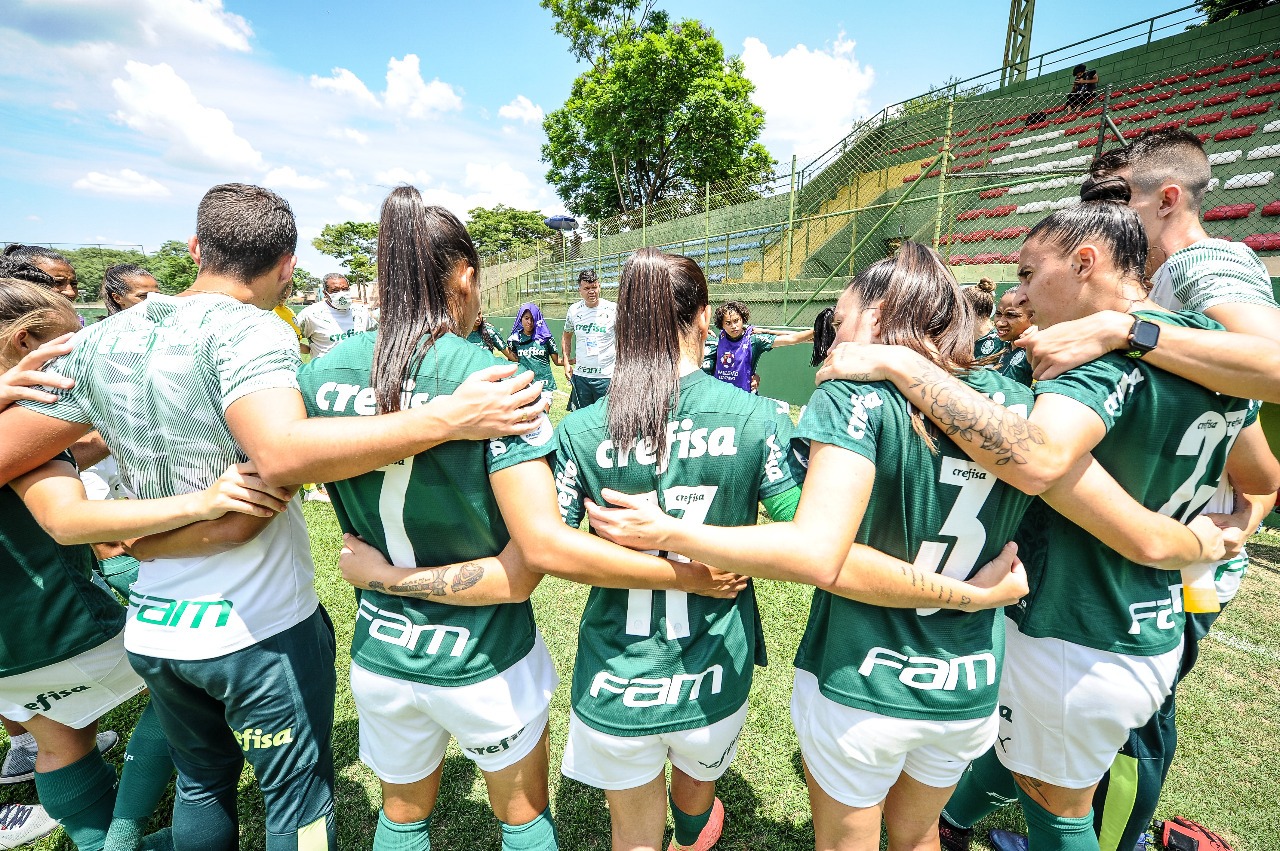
left=1195, top=0, right=1274, bottom=24
left=467, top=205, right=557, bottom=256
left=292, top=268, right=322, bottom=296
left=312, top=221, right=378, bottom=284
left=62, top=247, right=151, bottom=302
left=540, top=8, right=773, bottom=223
left=143, top=240, right=199, bottom=295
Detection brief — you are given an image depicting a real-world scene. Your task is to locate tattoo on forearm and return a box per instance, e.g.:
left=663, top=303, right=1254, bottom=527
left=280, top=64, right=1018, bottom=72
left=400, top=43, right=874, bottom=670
left=904, top=363, right=1046, bottom=466
left=451, top=562, right=484, bottom=592
left=367, top=580, right=385, bottom=591
left=899, top=565, right=973, bottom=609
left=426, top=568, right=449, bottom=597
left=365, top=563, right=488, bottom=600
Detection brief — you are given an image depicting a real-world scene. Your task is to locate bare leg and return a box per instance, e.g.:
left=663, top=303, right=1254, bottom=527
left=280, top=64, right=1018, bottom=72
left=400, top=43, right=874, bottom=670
left=883, top=773, right=957, bottom=851
left=380, top=763, right=444, bottom=825
left=20, top=715, right=97, bottom=773
left=604, top=772, right=668, bottom=851
left=1013, top=773, right=1096, bottom=818
left=668, top=766, right=715, bottom=824
left=480, top=726, right=552, bottom=826
left=804, top=758, right=884, bottom=851
left=1, top=718, right=28, bottom=738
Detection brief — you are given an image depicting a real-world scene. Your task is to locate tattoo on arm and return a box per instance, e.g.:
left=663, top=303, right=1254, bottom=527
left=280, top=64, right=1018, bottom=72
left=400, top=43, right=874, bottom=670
left=451, top=562, right=485, bottom=593
left=363, top=563, right=488, bottom=600
left=904, top=363, right=1046, bottom=466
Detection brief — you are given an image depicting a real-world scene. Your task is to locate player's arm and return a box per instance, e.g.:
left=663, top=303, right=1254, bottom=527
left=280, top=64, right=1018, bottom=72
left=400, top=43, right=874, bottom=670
left=817, top=344, right=1101, bottom=494
left=14, top=459, right=291, bottom=546
left=1018, top=309, right=1280, bottom=401
left=70, top=431, right=110, bottom=470
left=561, top=325, right=574, bottom=380
left=588, top=443, right=1027, bottom=611
left=0, top=406, right=92, bottom=486
left=226, top=364, right=547, bottom=487
left=1201, top=422, right=1280, bottom=559
left=125, top=507, right=292, bottom=561
left=754, top=328, right=814, bottom=347
left=338, top=534, right=540, bottom=605
left=495, top=457, right=745, bottom=596
left=1039, top=455, right=1223, bottom=570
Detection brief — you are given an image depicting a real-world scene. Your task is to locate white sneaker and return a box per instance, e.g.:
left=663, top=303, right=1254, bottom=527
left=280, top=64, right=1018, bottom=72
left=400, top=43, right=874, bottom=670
left=0, top=804, right=58, bottom=849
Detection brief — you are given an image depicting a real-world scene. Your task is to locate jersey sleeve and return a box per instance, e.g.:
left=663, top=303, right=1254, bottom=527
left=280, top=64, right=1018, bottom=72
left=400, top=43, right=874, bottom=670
left=16, top=339, right=92, bottom=425
left=217, top=310, right=303, bottom=410
left=1175, top=253, right=1278, bottom=314
left=296, top=307, right=316, bottom=338
left=484, top=417, right=557, bottom=476
left=793, top=380, right=884, bottom=465
left=750, top=334, right=774, bottom=368
left=1031, top=355, right=1130, bottom=432
left=1245, top=398, right=1262, bottom=427
left=546, top=336, right=559, bottom=357
left=551, top=425, right=586, bottom=528
left=756, top=400, right=798, bottom=500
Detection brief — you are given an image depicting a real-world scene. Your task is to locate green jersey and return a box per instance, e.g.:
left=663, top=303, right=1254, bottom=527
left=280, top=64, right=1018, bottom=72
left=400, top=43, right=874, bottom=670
left=1, top=452, right=124, bottom=677
left=974, top=329, right=1005, bottom=360
left=999, top=345, right=1033, bottom=387
left=554, top=370, right=797, bottom=736
left=298, top=332, right=556, bottom=687
left=1010, top=310, right=1251, bottom=656
left=467, top=322, right=505, bottom=354
left=509, top=332, right=559, bottom=391
left=792, top=370, right=1036, bottom=721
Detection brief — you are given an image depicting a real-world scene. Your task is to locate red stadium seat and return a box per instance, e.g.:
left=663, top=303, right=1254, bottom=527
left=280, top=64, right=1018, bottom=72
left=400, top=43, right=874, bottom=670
left=1122, top=127, right=1146, bottom=140
left=1195, top=64, right=1230, bottom=78
left=988, top=142, right=1010, bottom=153
left=1213, top=124, right=1259, bottom=141
left=1025, top=121, right=1050, bottom=132
left=1232, top=102, right=1273, bottom=119
left=1234, top=54, right=1267, bottom=68
left=972, top=252, right=1004, bottom=264
left=948, top=254, right=972, bottom=265
left=1079, top=107, right=1105, bottom=118
left=1160, top=74, right=1192, bottom=85
left=1149, top=120, right=1184, bottom=132
left=1144, top=92, right=1174, bottom=103
left=1187, top=110, right=1227, bottom=126
left=1261, top=200, right=1280, bottom=216
left=956, top=209, right=983, bottom=221
left=979, top=188, right=1010, bottom=199
left=1205, top=91, right=1242, bottom=106
left=1179, top=82, right=1214, bottom=95
left=1127, top=82, right=1157, bottom=94
left=1064, top=122, right=1101, bottom=135
left=1247, top=82, right=1280, bottom=97
left=983, top=205, right=1018, bottom=218
left=1197, top=133, right=1211, bottom=143
left=1113, top=99, right=1142, bottom=110
left=1164, top=101, right=1200, bottom=114
left=1243, top=233, right=1280, bottom=250
left=1001, top=251, right=1021, bottom=263
left=925, top=169, right=941, bottom=178
left=1218, top=72, right=1254, bottom=86
left=974, top=124, right=991, bottom=133
left=902, top=174, right=918, bottom=183
left=1203, top=203, right=1256, bottom=220
left=1261, top=66, right=1280, bottom=78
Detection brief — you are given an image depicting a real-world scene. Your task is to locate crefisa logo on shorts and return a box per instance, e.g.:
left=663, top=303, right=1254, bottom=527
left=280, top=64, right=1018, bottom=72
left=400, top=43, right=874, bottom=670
left=25, top=686, right=91, bottom=711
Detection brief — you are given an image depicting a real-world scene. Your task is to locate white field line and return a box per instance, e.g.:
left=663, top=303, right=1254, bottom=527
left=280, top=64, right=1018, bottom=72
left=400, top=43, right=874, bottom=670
left=1205, top=628, right=1280, bottom=664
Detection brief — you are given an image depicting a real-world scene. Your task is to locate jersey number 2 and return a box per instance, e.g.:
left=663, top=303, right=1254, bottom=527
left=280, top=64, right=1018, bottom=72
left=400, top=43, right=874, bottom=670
left=624, top=486, right=718, bottom=640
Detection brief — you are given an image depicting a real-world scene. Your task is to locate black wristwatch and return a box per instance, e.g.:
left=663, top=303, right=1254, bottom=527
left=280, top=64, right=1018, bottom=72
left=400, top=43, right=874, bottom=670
left=1125, top=317, right=1160, bottom=359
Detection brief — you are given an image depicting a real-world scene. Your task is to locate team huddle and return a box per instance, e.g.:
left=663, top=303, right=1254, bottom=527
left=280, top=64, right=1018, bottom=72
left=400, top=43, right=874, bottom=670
left=0, top=128, right=1277, bottom=851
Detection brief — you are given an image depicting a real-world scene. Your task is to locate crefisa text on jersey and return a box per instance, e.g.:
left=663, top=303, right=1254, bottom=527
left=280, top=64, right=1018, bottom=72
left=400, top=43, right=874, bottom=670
left=595, top=419, right=739, bottom=472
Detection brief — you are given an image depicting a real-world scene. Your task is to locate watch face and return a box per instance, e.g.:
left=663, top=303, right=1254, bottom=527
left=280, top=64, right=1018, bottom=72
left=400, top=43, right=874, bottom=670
left=1131, top=319, right=1160, bottom=350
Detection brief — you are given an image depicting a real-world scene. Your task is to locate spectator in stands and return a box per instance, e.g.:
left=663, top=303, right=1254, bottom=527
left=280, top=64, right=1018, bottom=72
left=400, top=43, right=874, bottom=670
left=296, top=272, right=377, bottom=358
left=1, top=245, right=78, bottom=302
left=563, top=269, right=617, bottom=409
left=709, top=300, right=812, bottom=393
left=101, top=264, right=158, bottom=316
left=1066, top=64, right=1100, bottom=114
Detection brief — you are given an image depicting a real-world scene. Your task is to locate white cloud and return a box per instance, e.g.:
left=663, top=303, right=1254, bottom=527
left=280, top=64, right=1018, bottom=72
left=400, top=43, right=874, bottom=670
left=4, top=0, right=252, bottom=53
left=72, top=168, right=170, bottom=198
left=111, top=61, right=264, bottom=171
left=134, top=0, right=252, bottom=52
left=384, top=55, right=462, bottom=118
left=742, top=33, right=875, bottom=160
left=341, top=128, right=368, bottom=145
left=374, top=167, right=432, bottom=186
left=333, top=168, right=355, bottom=181
left=51, top=99, right=77, bottom=110
left=335, top=195, right=375, bottom=220
left=310, top=67, right=379, bottom=108
left=264, top=166, right=327, bottom=190
left=498, top=95, right=543, bottom=125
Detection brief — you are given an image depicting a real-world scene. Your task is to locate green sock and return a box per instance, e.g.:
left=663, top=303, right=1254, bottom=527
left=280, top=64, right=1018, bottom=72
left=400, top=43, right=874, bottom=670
left=373, top=810, right=431, bottom=851
left=500, top=807, right=558, bottom=851
left=35, top=747, right=119, bottom=851
left=104, top=702, right=175, bottom=851
left=942, top=748, right=1019, bottom=829
left=669, top=792, right=713, bottom=848
left=1017, top=786, right=1100, bottom=851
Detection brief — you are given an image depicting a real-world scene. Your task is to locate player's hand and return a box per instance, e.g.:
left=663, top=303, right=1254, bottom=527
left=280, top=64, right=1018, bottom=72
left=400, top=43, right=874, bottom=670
left=1017, top=310, right=1129, bottom=381
left=444, top=364, right=549, bottom=439
left=197, top=462, right=294, bottom=520
left=339, top=533, right=392, bottom=589
left=565, top=361, right=574, bottom=380
left=0, top=332, right=76, bottom=411
left=1187, top=514, right=1227, bottom=564
left=815, top=342, right=897, bottom=386
left=750, top=373, right=760, bottom=393
left=966, top=542, right=1028, bottom=609
left=672, top=559, right=747, bottom=599
left=586, top=489, right=675, bottom=551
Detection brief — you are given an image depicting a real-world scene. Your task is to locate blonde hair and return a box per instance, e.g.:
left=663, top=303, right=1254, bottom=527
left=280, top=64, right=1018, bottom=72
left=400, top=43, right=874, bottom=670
left=0, top=278, right=80, bottom=370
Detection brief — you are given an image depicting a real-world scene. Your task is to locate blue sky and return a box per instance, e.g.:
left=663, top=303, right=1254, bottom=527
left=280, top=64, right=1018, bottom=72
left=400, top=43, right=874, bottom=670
left=0, top=0, right=1185, bottom=273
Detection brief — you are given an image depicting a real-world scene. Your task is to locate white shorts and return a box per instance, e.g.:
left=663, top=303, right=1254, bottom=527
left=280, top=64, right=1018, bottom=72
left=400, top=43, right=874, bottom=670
left=0, top=630, right=145, bottom=727
left=791, top=669, right=999, bottom=809
left=351, top=634, right=558, bottom=783
left=995, top=617, right=1182, bottom=788
left=562, top=702, right=749, bottom=790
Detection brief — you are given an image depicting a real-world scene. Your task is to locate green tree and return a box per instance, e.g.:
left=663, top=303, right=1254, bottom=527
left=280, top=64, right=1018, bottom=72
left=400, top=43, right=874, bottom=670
left=312, top=222, right=378, bottom=285
left=62, top=247, right=150, bottom=302
left=292, top=268, right=321, bottom=298
left=542, top=0, right=662, bottom=65
left=467, top=205, right=557, bottom=255
left=1194, top=0, right=1274, bottom=24
left=540, top=10, right=773, bottom=223
left=142, top=240, right=198, bottom=295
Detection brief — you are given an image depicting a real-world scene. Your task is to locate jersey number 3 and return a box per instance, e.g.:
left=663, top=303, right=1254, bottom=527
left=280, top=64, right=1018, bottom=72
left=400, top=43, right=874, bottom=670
left=913, top=457, right=997, bottom=616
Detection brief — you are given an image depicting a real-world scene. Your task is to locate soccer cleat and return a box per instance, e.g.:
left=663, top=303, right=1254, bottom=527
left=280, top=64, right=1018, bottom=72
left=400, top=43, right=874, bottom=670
left=1159, top=817, right=1235, bottom=851
left=938, top=815, right=973, bottom=851
left=667, top=797, right=724, bottom=851
left=988, top=828, right=1029, bottom=851
left=0, top=803, right=58, bottom=849
left=0, top=730, right=119, bottom=785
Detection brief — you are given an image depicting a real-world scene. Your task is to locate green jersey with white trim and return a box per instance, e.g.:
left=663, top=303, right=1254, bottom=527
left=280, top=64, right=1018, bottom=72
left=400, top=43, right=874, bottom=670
left=999, top=346, right=1033, bottom=387
left=554, top=370, right=797, bottom=736
left=509, top=332, right=558, bottom=391
left=298, top=332, right=556, bottom=687
left=792, top=369, right=1036, bottom=721
left=1010, top=310, right=1251, bottom=656
left=974, top=329, right=1005, bottom=360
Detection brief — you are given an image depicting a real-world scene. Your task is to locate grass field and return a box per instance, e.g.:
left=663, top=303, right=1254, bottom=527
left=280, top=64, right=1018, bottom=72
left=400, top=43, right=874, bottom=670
left=4, top=372, right=1278, bottom=849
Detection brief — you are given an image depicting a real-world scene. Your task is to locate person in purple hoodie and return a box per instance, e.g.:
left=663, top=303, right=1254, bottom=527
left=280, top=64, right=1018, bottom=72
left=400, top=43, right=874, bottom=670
left=507, top=303, right=562, bottom=406
left=705, top=300, right=812, bottom=393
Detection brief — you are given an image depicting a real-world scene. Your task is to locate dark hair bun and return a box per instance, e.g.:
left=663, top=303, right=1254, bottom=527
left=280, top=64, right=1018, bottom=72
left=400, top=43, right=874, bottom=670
left=976, top=278, right=995, bottom=293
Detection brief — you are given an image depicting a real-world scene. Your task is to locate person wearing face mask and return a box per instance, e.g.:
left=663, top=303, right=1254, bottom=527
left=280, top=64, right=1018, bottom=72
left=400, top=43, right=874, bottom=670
left=296, top=273, right=377, bottom=358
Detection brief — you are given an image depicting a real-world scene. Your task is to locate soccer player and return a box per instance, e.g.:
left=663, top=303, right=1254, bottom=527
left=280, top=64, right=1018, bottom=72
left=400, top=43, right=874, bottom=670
left=1, top=245, right=78, bottom=302
left=296, top=272, right=377, bottom=358
left=101, top=264, right=159, bottom=316
left=0, top=183, right=549, bottom=850
left=507, top=303, right=561, bottom=401
left=966, top=279, right=1001, bottom=357
left=707, top=300, right=811, bottom=393
left=0, top=278, right=291, bottom=851
left=297, top=188, right=742, bottom=851
left=548, top=249, right=804, bottom=851
left=468, top=310, right=515, bottom=359
left=818, top=204, right=1271, bottom=851
left=563, top=269, right=616, bottom=409
left=992, top=289, right=1034, bottom=386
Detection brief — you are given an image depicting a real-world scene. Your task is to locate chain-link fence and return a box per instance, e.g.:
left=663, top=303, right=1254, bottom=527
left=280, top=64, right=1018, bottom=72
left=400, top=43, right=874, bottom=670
left=481, top=15, right=1280, bottom=330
